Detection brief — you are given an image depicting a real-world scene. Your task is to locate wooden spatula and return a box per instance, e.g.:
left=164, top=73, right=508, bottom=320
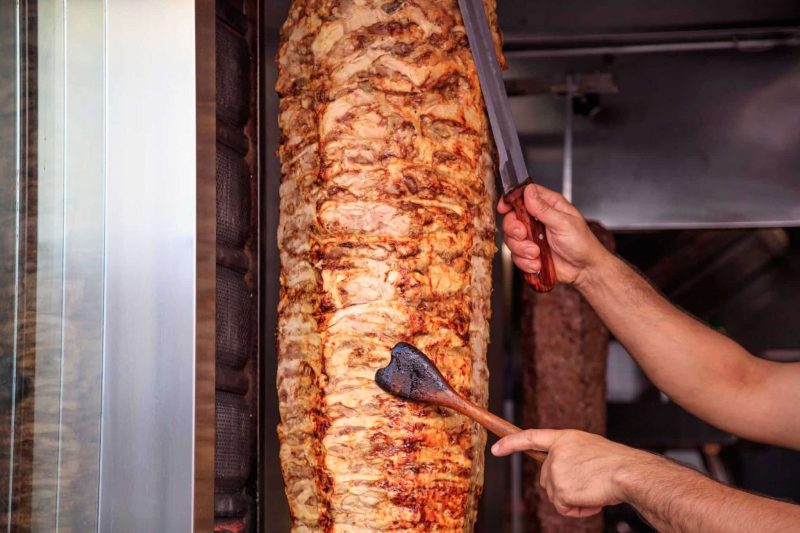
left=375, top=342, right=547, bottom=462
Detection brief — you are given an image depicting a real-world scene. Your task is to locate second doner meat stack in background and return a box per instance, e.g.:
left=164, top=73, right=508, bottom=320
left=276, top=0, right=502, bottom=530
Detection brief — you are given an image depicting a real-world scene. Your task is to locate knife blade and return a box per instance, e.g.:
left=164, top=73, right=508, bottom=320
left=458, top=0, right=556, bottom=292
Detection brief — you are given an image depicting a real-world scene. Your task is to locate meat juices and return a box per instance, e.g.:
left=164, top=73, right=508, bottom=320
left=276, top=0, right=501, bottom=530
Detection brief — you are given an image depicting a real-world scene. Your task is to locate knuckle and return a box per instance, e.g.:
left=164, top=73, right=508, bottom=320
left=537, top=201, right=552, bottom=214
left=553, top=499, right=570, bottom=515
left=544, top=481, right=555, bottom=501
left=510, top=250, right=527, bottom=264
left=505, top=231, right=523, bottom=245
left=507, top=240, right=526, bottom=254
left=514, top=258, right=535, bottom=273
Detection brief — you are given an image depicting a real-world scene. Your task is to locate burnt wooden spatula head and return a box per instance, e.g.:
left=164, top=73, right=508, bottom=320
left=375, top=342, right=547, bottom=462
left=375, top=342, right=454, bottom=405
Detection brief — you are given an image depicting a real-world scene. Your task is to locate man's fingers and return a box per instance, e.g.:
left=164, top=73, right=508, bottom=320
left=513, top=256, right=540, bottom=274
left=502, top=212, right=527, bottom=240
left=539, top=454, right=553, bottom=494
left=505, top=238, right=540, bottom=261
left=558, top=505, right=603, bottom=518
left=491, top=429, right=561, bottom=456
left=552, top=501, right=574, bottom=516
left=506, top=236, right=542, bottom=273
left=538, top=465, right=549, bottom=491
left=543, top=474, right=555, bottom=507
left=497, top=196, right=512, bottom=215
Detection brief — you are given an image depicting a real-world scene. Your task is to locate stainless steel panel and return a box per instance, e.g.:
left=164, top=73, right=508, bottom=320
left=0, top=1, right=108, bottom=528
left=2, top=0, right=108, bottom=528
left=101, top=0, right=215, bottom=530
left=498, top=0, right=800, bottom=40
left=505, top=35, right=800, bottom=59
left=506, top=48, right=800, bottom=229
left=0, top=2, right=20, bottom=527
left=46, top=1, right=106, bottom=528
left=32, top=8, right=69, bottom=525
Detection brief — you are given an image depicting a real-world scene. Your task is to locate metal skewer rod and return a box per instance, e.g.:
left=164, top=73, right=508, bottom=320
left=562, top=74, right=574, bottom=203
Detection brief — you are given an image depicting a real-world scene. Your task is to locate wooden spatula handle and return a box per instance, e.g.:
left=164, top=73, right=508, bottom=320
left=449, top=394, right=547, bottom=462
left=504, top=179, right=556, bottom=293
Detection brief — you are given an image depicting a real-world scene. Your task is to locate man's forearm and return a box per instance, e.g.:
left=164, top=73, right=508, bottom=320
left=616, top=455, right=800, bottom=533
left=574, top=250, right=780, bottom=442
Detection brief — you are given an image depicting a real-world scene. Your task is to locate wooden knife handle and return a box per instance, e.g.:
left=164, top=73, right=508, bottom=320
left=504, top=179, right=556, bottom=293
left=450, top=393, right=547, bottom=462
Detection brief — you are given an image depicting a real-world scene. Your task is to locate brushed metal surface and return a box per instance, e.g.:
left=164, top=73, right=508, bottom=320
left=497, top=0, right=800, bottom=229
left=0, top=2, right=20, bottom=528
left=53, top=1, right=106, bottom=528
left=22, top=1, right=106, bottom=529
left=498, top=0, right=800, bottom=40
left=506, top=48, right=800, bottom=229
left=100, top=0, right=214, bottom=530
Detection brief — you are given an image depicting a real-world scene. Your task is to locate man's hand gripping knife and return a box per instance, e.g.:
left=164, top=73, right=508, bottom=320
left=495, top=184, right=800, bottom=532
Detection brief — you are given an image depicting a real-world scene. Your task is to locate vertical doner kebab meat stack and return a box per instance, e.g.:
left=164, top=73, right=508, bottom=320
left=277, top=1, right=502, bottom=530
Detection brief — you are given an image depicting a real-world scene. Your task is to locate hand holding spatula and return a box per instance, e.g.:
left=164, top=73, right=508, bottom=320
left=376, top=342, right=547, bottom=462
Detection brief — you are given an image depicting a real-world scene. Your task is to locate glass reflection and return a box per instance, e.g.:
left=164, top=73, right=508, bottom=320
left=1, top=2, right=104, bottom=530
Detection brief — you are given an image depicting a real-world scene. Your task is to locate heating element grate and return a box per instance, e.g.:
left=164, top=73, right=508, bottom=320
left=216, top=266, right=255, bottom=370
left=214, top=0, right=258, bottom=530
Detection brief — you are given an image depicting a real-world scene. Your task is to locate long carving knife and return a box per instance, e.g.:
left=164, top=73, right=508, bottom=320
left=458, top=0, right=556, bottom=292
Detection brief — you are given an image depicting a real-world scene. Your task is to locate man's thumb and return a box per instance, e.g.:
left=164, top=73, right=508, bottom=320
left=523, top=185, right=569, bottom=230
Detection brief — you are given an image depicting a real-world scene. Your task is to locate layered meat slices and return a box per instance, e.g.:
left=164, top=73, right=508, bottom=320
left=277, top=1, right=500, bottom=530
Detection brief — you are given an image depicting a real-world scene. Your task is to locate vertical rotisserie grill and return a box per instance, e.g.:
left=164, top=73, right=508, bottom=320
left=276, top=0, right=501, bottom=530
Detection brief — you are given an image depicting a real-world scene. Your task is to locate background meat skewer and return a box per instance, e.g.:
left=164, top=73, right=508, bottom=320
left=521, top=223, right=615, bottom=533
